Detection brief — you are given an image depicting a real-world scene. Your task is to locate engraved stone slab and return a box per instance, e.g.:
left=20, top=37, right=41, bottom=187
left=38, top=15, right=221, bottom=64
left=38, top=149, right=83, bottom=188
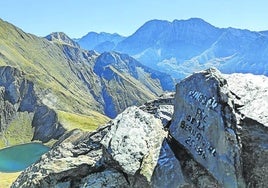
left=169, top=68, right=244, bottom=187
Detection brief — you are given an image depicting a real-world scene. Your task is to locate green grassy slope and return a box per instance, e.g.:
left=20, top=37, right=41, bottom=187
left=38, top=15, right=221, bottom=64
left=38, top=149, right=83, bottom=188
left=0, top=18, right=164, bottom=147
left=0, top=19, right=110, bottom=147
left=0, top=19, right=99, bottom=114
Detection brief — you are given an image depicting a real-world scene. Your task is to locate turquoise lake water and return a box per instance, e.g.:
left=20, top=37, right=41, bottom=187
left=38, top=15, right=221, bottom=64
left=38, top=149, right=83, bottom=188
left=0, top=143, right=50, bottom=172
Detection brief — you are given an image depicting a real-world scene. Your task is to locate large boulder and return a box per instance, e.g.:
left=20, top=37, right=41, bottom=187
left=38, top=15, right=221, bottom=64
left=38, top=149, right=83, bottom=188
left=169, top=68, right=245, bottom=187
left=169, top=68, right=268, bottom=187
left=101, top=106, right=166, bottom=178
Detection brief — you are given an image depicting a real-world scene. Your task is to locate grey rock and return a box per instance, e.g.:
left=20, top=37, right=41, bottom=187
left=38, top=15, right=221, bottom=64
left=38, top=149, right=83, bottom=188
left=79, top=169, right=129, bottom=188
left=224, top=73, right=268, bottom=187
left=169, top=68, right=244, bottom=187
left=0, top=94, right=16, bottom=131
left=18, top=81, right=37, bottom=112
left=140, top=92, right=175, bottom=127
left=101, top=106, right=166, bottom=179
left=11, top=129, right=105, bottom=188
left=239, top=118, right=268, bottom=188
left=12, top=106, right=167, bottom=188
left=151, top=139, right=188, bottom=188
left=224, top=73, right=268, bottom=126
left=5, top=81, right=20, bottom=104
left=32, top=105, right=65, bottom=142
left=167, top=133, right=221, bottom=188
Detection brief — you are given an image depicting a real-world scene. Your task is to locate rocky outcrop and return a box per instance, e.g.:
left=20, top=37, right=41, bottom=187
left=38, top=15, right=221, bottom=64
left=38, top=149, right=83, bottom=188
left=169, top=68, right=244, bottom=187
left=12, top=68, right=268, bottom=187
left=224, top=73, right=268, bottom=187
left=139, top=92, right=175, bottom=127
left=45, top=32, right=80, bottom=48
left=94, top=51, right=174, bottom=118
left=0, top=66, right=65, bottom=146
left=12, top=106, right=166, bottom=187
left=44, top=32, right=174, bottom=119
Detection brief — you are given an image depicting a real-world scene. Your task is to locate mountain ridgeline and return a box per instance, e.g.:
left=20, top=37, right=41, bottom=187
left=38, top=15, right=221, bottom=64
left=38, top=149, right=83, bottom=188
left=76, top=32, right=125, bottom=53
left=0, top=18, right=173, bottom=147
left=76, top=18, right=268, bottom=79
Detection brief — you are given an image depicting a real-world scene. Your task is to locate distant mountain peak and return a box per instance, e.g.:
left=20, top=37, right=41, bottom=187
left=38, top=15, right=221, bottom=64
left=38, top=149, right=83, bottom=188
left=45, top=32, right=80, bottom=48
left=171, top=18, right=218, bottom=30
left=77, top=32, right=125, bottom=52
left=172, top=17, right=206, bottom=23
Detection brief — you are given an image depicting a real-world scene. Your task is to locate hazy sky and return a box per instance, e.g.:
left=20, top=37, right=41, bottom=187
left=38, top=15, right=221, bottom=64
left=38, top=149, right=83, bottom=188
left=0, top=0, right=267, bottom=38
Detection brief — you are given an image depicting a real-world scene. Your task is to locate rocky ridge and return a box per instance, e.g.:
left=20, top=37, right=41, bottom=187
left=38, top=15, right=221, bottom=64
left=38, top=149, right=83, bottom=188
left=45, top=32, right=80, bottom=48
left=0, top=66, right=65, bottom=146
left=12, top=68, right=268, bottom=187
left=0, top=18, right=174, bottom=147
left=43, top=32, right=174, bottom=118
left=77, top=32, right=126, bottom=53
left=77, top=18, right=268, bottom=79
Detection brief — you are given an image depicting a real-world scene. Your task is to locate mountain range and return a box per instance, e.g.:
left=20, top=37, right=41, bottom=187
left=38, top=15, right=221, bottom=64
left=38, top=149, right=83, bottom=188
left=75, top=32, right=125, bottom=53
left=1, top=16, right=268, bottom=187
left=0, top=18, right=173, bottom=147
left=76, top=18, right=268, bottom=79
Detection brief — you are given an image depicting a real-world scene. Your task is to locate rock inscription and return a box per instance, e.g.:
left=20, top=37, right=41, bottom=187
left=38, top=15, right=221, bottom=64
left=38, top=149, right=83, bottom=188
left=178, top=89, right=218, bottom=160
left=169, top=68, right=244, bottom=188
left=180, top=107, right=216, bottom=160
left=188, top=90, right=218, bottom=110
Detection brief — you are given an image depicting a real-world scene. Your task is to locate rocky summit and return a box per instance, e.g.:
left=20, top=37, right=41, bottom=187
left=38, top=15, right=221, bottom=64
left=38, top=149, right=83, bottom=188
left=12, top=68, right=268, bottom=188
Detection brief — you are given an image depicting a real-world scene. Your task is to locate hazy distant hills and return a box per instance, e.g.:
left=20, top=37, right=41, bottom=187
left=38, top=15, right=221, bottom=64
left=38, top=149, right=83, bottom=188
left=76, top=32, right=125, bottom=53
left=76, top=18, right=268, bottom=78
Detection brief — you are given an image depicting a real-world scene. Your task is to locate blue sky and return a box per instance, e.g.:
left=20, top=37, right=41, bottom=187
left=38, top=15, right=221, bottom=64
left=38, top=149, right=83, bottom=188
left=0, top=0, right=267, bottom=38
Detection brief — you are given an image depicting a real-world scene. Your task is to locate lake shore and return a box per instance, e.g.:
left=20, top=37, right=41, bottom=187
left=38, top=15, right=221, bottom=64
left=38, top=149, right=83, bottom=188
left=0, top=172, right=21, bottom=188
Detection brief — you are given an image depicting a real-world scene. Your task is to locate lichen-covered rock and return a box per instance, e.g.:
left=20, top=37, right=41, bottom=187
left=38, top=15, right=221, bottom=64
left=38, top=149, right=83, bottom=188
left=169, top=68, right=245, bottom=187
left=101, top=106, right=166, bottom=179
left=79, top=169, right=129, bottom=188
left=224, top=73, right=268, bottom=127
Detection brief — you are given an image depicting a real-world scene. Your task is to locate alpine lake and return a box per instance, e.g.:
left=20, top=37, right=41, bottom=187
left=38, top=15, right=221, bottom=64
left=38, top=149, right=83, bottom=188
left=0, top=143, right=50, bottom=172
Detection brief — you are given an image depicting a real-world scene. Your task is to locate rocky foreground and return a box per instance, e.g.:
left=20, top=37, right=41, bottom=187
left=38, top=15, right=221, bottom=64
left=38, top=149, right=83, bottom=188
left=12, top=68, right=268, bottom=187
